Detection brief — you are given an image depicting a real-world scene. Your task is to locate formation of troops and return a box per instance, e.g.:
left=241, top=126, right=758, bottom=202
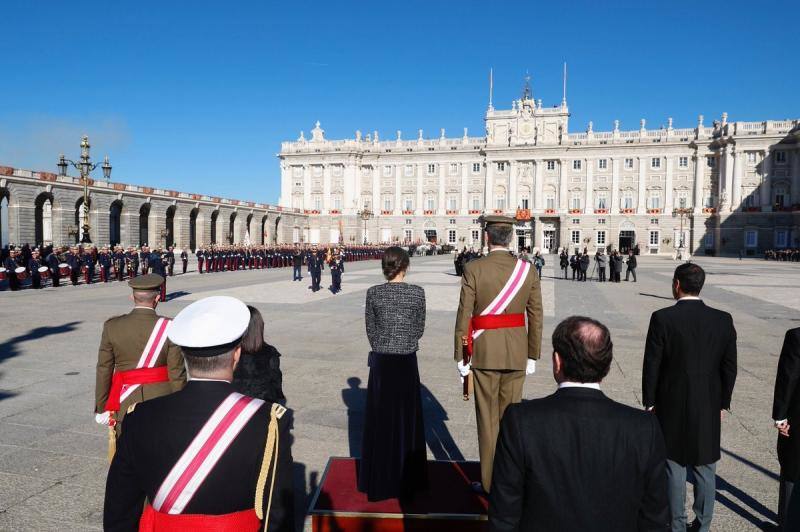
left=558, top=248, right=638, bottom=282
left=765, top=248, right=800, bottom=262
left=0, top=242, right=387, bottom=293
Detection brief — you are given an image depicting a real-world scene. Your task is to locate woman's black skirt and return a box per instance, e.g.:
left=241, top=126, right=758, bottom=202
left=358, top=352, right=428, bottom=501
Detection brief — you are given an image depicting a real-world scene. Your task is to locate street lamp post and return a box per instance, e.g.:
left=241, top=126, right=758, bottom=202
left=672, top=207, right=693, bottom=251
left=58, top=135, right=112, bottom=244
left=358, top=209, right=373, bottom=245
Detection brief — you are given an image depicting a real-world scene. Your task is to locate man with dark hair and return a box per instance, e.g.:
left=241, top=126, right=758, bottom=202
left=490, top=316, right=668, bottom=531
left=772, top=327, right=800, bottom=530
left=454, top=215, right=543, bottom=495
left=643, top=262, right=737, bottom=532
left=104, top=296, right=294, bottom=531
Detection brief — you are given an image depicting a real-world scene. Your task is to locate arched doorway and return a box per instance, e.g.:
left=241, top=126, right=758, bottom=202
left=618, top=220, right=636, bottom=253
left=189, top=208, right=199, bottom=251
left=109, top=200, right=123, bottom=247
left=273, top=216, right=281, bottom=245
left=75, top=197, right=91, bottom=244
left=165, top=206, right=176, bottom=248
left=139, top=203, right=150, bottom=246
left=0, top=189, right=10, bottom=247
left=261, top=215, right=268, bottom=245
left=35, top=193, right=54, bottom=246
left=210, top=210, right=218, bottom=244
left=228, top=212, right=236, bottom=244
left=246, top=213, right=254, bottom=243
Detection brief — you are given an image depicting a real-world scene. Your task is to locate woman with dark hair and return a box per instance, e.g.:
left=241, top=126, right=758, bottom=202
left=358, top=246, right=428, bottom=501
left=232, top=305, right=286, bottom=405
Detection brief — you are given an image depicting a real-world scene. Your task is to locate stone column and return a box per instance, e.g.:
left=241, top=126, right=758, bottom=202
left=509, top=160, right=518, bottom=212
left=322, top=164, right=331, bottom=213
left=279, top=163, right=291, bottom=208
left=534, top=160, right=543, bottom=211
left=393, top=164, right=401, bottom=216
left=722, top=147, right=734, bottom=212
left=636, top=157, right=647, bottom=214
left=611, top=157, right=621, bottom=215
left=371, top=165, right=380, bottom=214
left=731, top=149, right=743, bottom=211
left=558, top=159, right=568, bottom=211
left=664, top=156, right=674, bottom=212
left=693, top=152, right=704, bottom=214
left=415, top=163, right=424, bottom=214
left=343, top=160, right=356, bottom=214
left=303, top=165, right=311, bottom=210
left=485, top=161, right=494, bottom=212
left=584, top=158, right=593, bottom=213
left=761, top=148, right=772, bottom=211
left=460, top=162, right=469, bottom=215
left=437, top=162, right=446, bottom=214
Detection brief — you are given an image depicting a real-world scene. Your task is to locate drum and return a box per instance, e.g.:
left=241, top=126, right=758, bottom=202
left=59, top=263, right=71, bottom=276
left=38, top=266, right=50, bottom=279
left=0, top=267, right=6, bottom=281
left=15, top=266, right=28, bottom=281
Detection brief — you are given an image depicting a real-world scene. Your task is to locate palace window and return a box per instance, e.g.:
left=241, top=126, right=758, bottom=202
left=650, top=218, right=659, bottom=225
left=623, top=192, right=633, bottom=209
left=449, top=218, right=456, bottom=225
left=572, top=218, right=580, bottom=224
left=651, top=157, right=661, bottom=169
left=746, top=152, right=757, bottom=164
left=547, top=160, right=556, bottom=171
left=776, top=229, right=788, bottom=249
left=571, top=230, right=581, bottom=244
left=570, top=194, right=581, bottom=210
left=427, top=164, right=436, bottom=175
left=383, top=197, right=393, bottom=211
left=546, top=195, right=555, bottom=209
left=448, top=229, right=457, bottom=244
left=745, top=230, right=758, bottom=248
left=597, top=218, right=606, bottom=224
left=294, top=181, right=303, bottom=188
left=404, top=165, right=413, bottom=177
left=495, top=195, right=506, bottom=211
left=707, top=156, right=716, bottom=168
left=596, top=194, right=607, bottom=209
left=314, top=196, right=322, bottom=210
left=472, top=229, right=480, bottom=242
left=775, top=186, right=788, bottom=208
left=383, top=165, right=392, bottom=176
left=497, top=162, right=506, bottom=171
left=624, top=158, right=634, bottom=170
left=520, top=197, right=529, bottom=209
left=704, top=194, right=715, bottom=208
left=649, top=230, right=660, bottom=247
left=573, top=160, right=582, bottom=170
left=598, top=159, right=608, bottom=170
left=293, top=166, right=303, bottom=177
left=405, top=218, right=412, bottom=225
left=449, top=163, right=458, bottom=175
left=471, top=195, right=481, bottom=210
left=596, top=231, right=606, bottom=245
left=775, top=151, right=787, bottom=164
left=447, top=196, right=458, bottom=211
left=404, top=229, right=413, bottom=242
left=404, top=198, right=414, bottom=211
left=648, top=194, right=661, bottom=209
left=426, top=196, right=436, bottom=211
left=744, top=189, right=758, bottom=208
left=472, top=162, right=481, bottom=173
left=679, top=156, right=688, bottom=168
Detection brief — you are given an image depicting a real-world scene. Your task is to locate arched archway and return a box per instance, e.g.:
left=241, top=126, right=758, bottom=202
left=273, top=216, right=281, bottom=245
left=210, top=210, right=219, bottom=244
left=246, top=213, right=254, bottom=243
left=109, top=200, right=123, bottom=247
left=190, top=208, right=199, bottom=251
left=139, top=203, right=150, bottom=246
left=0, top=188, right=10, bottom=247
left=35, top=192, right=54, bottom=246
left=261, top=215, right=268, bottom=245
left=228, top=212, right=237, bottom=244
left=165, top=206, right=176, bottom=248
left=75, top=197, right=91, bottom=244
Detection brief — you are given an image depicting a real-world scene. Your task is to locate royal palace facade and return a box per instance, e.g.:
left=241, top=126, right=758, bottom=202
left=279, top=85, right=800, bottom=255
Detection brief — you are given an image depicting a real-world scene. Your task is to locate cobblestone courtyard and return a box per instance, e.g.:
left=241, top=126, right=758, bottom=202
left=0, top=254, right=796, bottom=530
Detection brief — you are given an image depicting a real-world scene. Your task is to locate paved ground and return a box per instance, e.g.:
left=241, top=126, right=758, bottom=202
left=0, top=253, right=796, bottom=530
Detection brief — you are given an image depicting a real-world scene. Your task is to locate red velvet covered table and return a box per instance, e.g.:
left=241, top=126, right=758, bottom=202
left=309, top=457, right=488, bottom=531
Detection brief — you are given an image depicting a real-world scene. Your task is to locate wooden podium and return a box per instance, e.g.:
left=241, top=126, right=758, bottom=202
left=309, top=457, right=488, bottom=531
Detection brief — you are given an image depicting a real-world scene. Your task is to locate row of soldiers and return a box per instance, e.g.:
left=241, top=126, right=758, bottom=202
left=559, top=248, right=638, bottom=282
left=454, top=247, right=485, bottom=276
left=765, top=248, right=800, bottom=262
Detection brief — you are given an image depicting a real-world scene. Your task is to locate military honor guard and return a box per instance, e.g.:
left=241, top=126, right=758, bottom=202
left=180, top=247, right=188, bottom=274
left=453, top=215, right=543, bottom=494
left=148, top=247, right=167, bottom=301
left=307, top=244, right=325, bottom=292
left=329, top=246, right=344, bottom=293
left=94, top=274, right=186, bottom=451
left=196, top=246, right=205, bottom=274
left=103, top=296, right=294, bottom=531
left=45, top=247, right=61, bottom=287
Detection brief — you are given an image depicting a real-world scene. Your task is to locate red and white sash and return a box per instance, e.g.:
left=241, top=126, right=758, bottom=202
left=118, top=317, right=171, bottom=405
left=471, top=259, right=531, bottom=342
left=152, top=393, right=265, bottom=515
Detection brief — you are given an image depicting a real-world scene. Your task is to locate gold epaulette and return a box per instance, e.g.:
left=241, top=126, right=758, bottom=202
left=126, top=402, right=139, bottom=415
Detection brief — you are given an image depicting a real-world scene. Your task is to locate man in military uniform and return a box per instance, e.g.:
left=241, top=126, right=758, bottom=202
left=307, top=244, right=325, bottom=292
left=454, top=215, right=543, bottom=494
left=148, top=247, right=167, bottom=301
left=104, top=296, right=294, bottom=531
left=94, top=274, right=186, bottom=439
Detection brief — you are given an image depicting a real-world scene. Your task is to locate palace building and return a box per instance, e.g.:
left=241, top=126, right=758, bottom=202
left=279, top=79, right=800, bottom=255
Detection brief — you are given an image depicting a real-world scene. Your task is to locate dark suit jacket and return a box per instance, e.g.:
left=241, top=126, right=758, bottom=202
left=104, top=381, right=294, bottom=532
left=773, top=328, right=800, bottom=480
left=643, top=299, right=737, bottom=466
left=489, top=387, right=668, bottom=532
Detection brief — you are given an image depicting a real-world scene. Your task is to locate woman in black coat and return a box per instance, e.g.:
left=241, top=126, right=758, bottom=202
left=232, top=305, right=286, bottom=405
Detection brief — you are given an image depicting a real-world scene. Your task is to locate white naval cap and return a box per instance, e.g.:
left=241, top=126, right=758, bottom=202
left=168, top=296, right=250, bottom=355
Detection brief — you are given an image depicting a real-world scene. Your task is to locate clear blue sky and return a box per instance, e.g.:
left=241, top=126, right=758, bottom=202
left=1, top=0, right=797, bottom=204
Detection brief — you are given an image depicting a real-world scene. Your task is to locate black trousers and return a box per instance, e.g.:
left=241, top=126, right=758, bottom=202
left=182, top=260, right=187, bottom=274
left=311, top=270, right=321, bottom=291
left=598, top=267, right=606, bottom=282
left=625, top=267, right=636, bottom=282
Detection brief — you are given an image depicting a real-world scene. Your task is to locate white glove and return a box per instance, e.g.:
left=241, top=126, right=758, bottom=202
left=526, top=359, right=536, bottom=375
left=457, top=360, right=472, bottom=378
left=95, top=411, right=112, bottom=426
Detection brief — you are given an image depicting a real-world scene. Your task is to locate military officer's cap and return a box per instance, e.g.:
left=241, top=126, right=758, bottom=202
left=128, top=273, right=164, bottom=291
left=483, top=214, right=516, bottom=226
left=167, top=296, right=250, bottom=357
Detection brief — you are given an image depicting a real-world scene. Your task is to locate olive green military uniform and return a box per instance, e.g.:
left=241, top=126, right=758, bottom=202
left=95, top=276, right=186, bottom=435
left=454, top=245, right=543, bottom=491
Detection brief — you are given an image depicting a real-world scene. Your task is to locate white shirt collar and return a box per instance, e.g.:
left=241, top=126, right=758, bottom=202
left=677, top=296, right=701, bottom=301
left=188, top=377, right=232, bottom=383
left=133, top=306, right=156, bottom=311
left=489, top=247, right=510, bottom=253
left=558, top=381, right=601, bottom=390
